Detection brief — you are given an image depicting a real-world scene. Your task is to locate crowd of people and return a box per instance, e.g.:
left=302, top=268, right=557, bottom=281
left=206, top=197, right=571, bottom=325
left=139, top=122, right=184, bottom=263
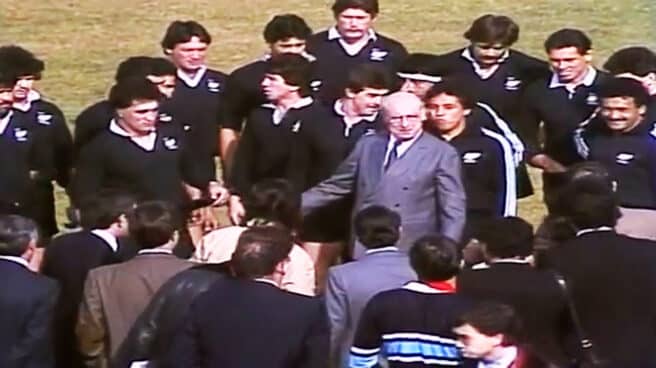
left=1, top=0, right=656, bottom=367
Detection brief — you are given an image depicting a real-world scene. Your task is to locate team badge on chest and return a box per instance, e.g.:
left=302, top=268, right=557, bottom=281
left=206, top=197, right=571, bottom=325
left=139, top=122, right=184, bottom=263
left=586, top=93, right=599, bottom=106
left=504, top=77, right=521, bottom=91
left=14, top=128, right=28, bottom=142
left=616, top=152, right=634, bottom=164
left=163, top=137, right=179, bottom=150
left=207, top=79, right=221, bottom=93
left=37, top=112, right=52, bottom=125
left=463, top=151, right=482, bottom=164
left=369, top=48, right=388, bottom=61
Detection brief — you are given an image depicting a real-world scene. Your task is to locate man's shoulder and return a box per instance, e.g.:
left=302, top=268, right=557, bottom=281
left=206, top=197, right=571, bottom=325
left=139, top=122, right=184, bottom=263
left=198, top=278, right=319, bottom=312
left=419, top=131, right=458, bottom=152
left=0, top=260, right=58, bottom=294
left=45, top=231, right=106, bottom=258
left=230, top=59, right=268, bottom=78
left=508, top=50, right=548, bottom=67
left=75, top=100, right=112, bottom=122
left=34, top=99, right=65, bottom=116
left=308, top=30, right=330, bottom=45
left=460, top=263, right=555, bottom=287
left=373, top=33, right=406, bottom=52
left=206, top=68, right=228, bottom=81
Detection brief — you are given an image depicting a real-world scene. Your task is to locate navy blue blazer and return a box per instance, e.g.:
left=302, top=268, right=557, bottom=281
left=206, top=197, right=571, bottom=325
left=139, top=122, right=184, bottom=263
left=0, top=258, right=59, bottom=368
left=41, top=230, right=137, bottom=368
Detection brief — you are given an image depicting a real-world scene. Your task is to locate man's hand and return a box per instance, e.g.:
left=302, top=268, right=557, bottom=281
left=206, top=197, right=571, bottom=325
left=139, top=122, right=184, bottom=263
left=207, top=181, right=229, bottom=206
left=529, top=154, right=567, bottom=173
left=184, top=184, right=203, bottom=200
left=228, top=195, right=246, bottom=225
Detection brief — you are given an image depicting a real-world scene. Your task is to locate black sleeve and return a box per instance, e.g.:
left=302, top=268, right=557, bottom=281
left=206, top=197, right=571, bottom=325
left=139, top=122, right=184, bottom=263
left=300, top=300, right=330, bottom=368
left=73, top=103, right=112, bottom=156
left=28, top=124, right=56, bottom=182
left=515, top=52, right=551, bottom=83
left=45, top=103, right=74, bottom=188
left=228, top=115, right=257, bottom=195
left=71, top=139, right=106, bottom=207
left=183, top=124, right=217, bottom=188
left=179, top=126, right=214, bottom=189
left=517, top=83, right=543, bottom=158
left=20, top=281, right=59, bottom=368
left=220, top=71, right=251, bottom=132
left=286, top=121, right=313, bottom=193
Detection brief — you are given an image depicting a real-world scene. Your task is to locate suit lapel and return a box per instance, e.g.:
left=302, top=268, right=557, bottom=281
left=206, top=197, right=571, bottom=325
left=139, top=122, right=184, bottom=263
left=367, top=134, right=388, bottom=185
left=384, top=132, right=429, bottom=178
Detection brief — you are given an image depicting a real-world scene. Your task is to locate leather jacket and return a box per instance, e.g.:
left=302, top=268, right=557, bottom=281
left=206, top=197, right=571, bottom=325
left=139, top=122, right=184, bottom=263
left=111, top=262, right=231, bottom=368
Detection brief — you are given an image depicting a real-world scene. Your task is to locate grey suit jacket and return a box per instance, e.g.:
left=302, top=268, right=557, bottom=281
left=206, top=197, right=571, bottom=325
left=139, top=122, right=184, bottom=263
left=325, top=248, right=416, bottom=368
left=302, top=131, right=466, bottom=257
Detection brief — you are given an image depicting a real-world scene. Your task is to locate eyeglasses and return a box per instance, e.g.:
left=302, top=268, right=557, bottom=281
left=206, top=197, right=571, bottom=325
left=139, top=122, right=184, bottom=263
left=388, top=114, right=421, bottom=124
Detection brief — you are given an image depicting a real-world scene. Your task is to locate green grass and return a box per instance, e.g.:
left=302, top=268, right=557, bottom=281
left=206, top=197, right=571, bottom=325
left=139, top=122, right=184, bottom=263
left=2, top=0, right=655, bottom=227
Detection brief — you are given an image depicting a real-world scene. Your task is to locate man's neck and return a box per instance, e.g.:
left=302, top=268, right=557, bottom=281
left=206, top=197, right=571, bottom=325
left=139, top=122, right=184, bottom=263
left=254, top=276, right=281, bottom=288
left=440, top=121, right=466, bottom=141
left=275, top=93, right=304, bottom=111
left=484, top=345, right=518, bottom=366
left=99, top=226, right=122, bottom=238
left=178, top=67, right=203, bottom=79
left=340, top=98, right=363, bottom=119
left=564, top=67, right=591, bottom=87
left=117, top=120, right=152, bottom=138
left=617, top=118, right=644, bottom=134
left=339, top=33, right=368, bottom=45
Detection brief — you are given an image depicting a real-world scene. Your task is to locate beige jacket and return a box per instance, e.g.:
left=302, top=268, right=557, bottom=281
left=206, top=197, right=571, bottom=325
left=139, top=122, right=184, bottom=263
left=193, top=226, right=316, bottom=296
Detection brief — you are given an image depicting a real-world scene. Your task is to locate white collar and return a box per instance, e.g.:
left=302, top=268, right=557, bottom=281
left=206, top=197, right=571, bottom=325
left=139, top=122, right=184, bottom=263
left=12, top=90, right=42, bottom=112
left=262, top=96, right=314, bottom=125
left=327, top=26, right=377, bottom=42
left=477, top=346, right=518, bottom=368
left=491, top=258, right=530, bottom=265
left=90, top=229, right=119, bottom=252
left=109, top=119, right=157, bottom=151
left=402, top=280, right=449, bottom=294
left=461, top=47, right=509, bottom=80
left=254, top=278, right=279, bottom=287
left=549, top=66, right=597, bottom=89
left=328, top=26, right=377, bottom=56
left=365, top=246, right=399, bottom=254
left=0, top=255, right=29, bottom=268
left=576, top=226, right=613, bottom=237
left=472, top=258, right=530, bottom=270
left=261, top=52, right=316, bottom=63
left=137, top=248, right=174, bottom=255
left=396, top=72, right=443, bottom=83
left=177, top=66, right=207, bottom=88
left=0, top=110, right=13, bottom=135
left=334, top=99, right=378, bottom=122
left=385, top=132, right=422, bottom=161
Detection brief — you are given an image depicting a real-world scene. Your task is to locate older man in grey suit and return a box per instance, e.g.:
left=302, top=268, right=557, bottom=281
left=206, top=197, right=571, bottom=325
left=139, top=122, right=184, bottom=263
left=326, top=206, right=416, bottom=367
left=302, top=91, right=466, bottom=258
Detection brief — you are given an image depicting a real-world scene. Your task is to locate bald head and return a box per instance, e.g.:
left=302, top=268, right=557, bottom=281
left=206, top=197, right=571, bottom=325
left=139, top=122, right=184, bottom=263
left=382, top=92, right=424, bottom=140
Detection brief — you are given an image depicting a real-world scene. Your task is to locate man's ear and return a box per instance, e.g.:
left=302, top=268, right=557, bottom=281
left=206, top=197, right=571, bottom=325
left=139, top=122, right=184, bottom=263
left=275, top=256, right=291, bottom=275
left=23, top=238, right=37, bottom=260
left=419, top=106, right=427, bottom=121
left=491, top=333, right=505, bottom=347
left=170, top=230, right=180, bottom=245
left=164, top=48, right=173, bottom=55
left=464, top=108, right=472, bottom=116
left=345, top=88, right=356, bottom=99
left=584, top=49, right=593, bottom=64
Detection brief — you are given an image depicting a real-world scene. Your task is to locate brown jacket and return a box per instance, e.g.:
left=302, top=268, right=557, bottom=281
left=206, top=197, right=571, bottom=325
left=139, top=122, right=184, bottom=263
left=76, top=251, right=193, bottom=368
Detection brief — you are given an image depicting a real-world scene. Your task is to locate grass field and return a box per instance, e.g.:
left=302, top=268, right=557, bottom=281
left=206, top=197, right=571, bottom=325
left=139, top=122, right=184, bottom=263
left=2, top=0, right=656, bottom=227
